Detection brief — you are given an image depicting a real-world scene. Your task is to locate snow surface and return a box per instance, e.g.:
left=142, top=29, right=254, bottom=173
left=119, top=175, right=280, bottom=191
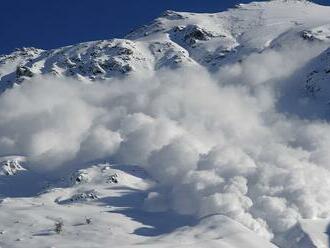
left=1, top=0, right=330, bottom=247
left=0, top=163, right=277, bottom=248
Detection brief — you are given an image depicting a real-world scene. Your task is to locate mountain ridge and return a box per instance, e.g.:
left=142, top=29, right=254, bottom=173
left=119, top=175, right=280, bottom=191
left=1, top=0, right=330, bottom=91
left=1, top=1, right=330, bottom=247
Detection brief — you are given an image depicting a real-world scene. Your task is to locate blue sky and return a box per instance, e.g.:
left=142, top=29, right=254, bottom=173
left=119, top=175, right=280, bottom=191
left=1, top=0, right=330, bottom=55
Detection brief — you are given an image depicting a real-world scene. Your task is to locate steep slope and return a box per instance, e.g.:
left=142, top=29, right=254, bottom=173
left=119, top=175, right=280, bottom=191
left=281, top=46, right=330, bottom=119
left=0, top=163, right=278, bottom=248
left=2, top=1, right=330, bottom=248
left=2, top=0, right=330, bottom=89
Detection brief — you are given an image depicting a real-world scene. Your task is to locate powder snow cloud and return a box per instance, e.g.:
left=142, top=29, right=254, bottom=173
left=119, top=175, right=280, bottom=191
left=0, top=40, right=330, bottom=240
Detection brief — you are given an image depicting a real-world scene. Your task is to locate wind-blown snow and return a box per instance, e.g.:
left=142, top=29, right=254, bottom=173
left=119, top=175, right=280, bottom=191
left=0, top=64, right=330, bottom=241
left=1, top=0, right=330, bottom=247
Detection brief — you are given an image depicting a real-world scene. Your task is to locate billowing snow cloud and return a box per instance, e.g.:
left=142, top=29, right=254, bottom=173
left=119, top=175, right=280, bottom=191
left=0, top=40, right=330, bottom=240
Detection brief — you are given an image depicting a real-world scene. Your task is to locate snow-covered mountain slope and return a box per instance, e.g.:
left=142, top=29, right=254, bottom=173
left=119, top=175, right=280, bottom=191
left=282, top=219, right=330, bottom=248
left=0, top=163, right=277, bottom=248
left=2, top=0, right=330, bottom=88
left=280, top=46, right=330, bottom=119
left=2, top=1, right=330, bottom=248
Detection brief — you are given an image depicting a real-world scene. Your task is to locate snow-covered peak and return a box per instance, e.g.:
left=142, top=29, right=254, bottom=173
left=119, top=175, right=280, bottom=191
left=1, top=0, right=330, bottom=91
left=2, top=1, right=330, bottom=247
left=0, top=156, right=26, bottom=176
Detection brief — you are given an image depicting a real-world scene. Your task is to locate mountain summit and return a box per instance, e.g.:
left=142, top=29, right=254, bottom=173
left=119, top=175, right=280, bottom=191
left=1, top=1, right=330, bottom=248
left=1, top=0, right=329, bottom=89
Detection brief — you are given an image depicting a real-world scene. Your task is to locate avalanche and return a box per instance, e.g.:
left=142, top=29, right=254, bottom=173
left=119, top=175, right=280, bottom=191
left=1, top=1, right=330, bottom=247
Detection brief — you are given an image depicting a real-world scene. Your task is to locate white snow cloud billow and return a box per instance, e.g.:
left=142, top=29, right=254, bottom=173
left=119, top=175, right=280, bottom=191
left=1, top=39, right=330, bottom=242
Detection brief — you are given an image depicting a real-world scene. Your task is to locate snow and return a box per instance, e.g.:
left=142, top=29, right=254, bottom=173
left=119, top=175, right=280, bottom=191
left=1, top=0, right=330, bottom=247
left=0, top=163, right=277, bottom=248
left=3, top=0, right=330, bottom=88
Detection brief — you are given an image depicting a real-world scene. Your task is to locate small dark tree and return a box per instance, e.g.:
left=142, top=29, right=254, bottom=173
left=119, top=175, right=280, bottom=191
left=55, top=220, right=63, bottom=234
left=85, top=217, right=92, bottom=225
